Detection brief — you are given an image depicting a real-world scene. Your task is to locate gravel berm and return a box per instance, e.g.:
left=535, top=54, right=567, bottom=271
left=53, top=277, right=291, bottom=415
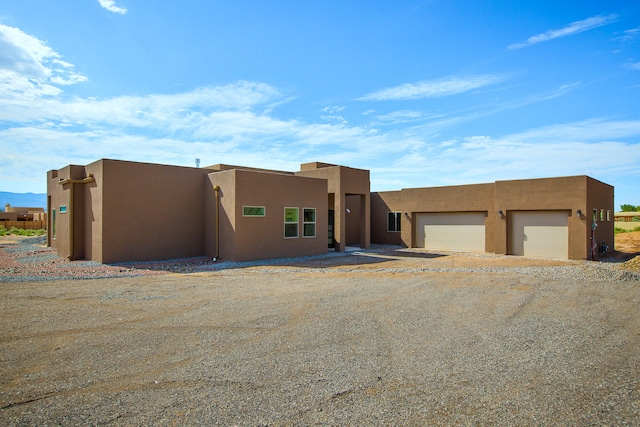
left=1, top=236, right=639, bottom=425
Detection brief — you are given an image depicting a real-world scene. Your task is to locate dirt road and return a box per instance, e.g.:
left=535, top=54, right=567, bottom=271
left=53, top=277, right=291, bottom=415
left=1, top=242, right=639, bottom=425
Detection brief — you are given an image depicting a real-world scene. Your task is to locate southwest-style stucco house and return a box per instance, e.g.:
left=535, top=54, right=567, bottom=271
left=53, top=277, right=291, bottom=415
left=47, top=159, right=614, bottom=263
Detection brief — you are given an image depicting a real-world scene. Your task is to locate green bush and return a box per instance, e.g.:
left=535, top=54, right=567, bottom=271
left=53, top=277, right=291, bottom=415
left=0, top=226, right=46, bottom=236
left=615, top=226, right=640, bottom=234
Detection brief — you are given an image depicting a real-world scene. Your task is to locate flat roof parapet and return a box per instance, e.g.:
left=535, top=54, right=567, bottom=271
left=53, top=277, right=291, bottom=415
left=299, top=162, right=339, bottom=171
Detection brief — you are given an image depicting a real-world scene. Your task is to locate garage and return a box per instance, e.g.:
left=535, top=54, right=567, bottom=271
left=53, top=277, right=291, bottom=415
left=510, top=211, right=569, bottom=259
left=416, top=212, right=486, bottom=252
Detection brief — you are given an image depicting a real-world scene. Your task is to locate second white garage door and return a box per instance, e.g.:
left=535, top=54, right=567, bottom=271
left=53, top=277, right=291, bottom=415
left=510, top=211, right=569, bottom=259
left=416, top=212, right=486, bottom=252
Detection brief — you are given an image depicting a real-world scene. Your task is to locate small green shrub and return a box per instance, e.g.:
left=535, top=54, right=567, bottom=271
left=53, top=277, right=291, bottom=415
left=615, top=226, right=640, bottom=234
left=0, top=226, right=46, bottom=236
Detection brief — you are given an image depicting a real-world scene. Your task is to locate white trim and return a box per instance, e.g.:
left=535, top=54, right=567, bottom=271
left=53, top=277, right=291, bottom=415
left=302, top=207, right=316, bottom=238
left=284, top=207, right=299, bottom=239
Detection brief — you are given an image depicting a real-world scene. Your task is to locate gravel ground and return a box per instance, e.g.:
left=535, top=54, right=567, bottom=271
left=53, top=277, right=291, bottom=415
left=1, top=236, right=639, bottom=425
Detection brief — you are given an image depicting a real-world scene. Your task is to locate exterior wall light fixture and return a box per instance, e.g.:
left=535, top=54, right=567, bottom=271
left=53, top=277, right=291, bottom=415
left=498, top=210, right=504, bottom=218
left=576, top=209, right=582, bottom=218
left=404, top=212, right=410, bottom=219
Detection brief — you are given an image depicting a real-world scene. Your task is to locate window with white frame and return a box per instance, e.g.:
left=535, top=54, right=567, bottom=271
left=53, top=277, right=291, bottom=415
left=388, top=211, right=401, bottom=232
left=284, top=207, right=299, bottom=238
left=303, top=208, right=316, bottom=238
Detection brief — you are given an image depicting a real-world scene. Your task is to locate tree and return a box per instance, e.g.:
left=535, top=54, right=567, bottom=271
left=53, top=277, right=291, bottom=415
left=620, top=204, right=640, bottom=212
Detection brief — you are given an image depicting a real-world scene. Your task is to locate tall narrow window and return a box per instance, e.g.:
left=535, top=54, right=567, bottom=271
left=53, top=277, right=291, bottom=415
left=387, top=212, right=401, bottom=232
left=606, top=210, right=611, bottom=221
left=600, top=209, right=604, bottom=221
left=303, top=208, right=316, bottom=238
left=284, top=207, right=299, bottom=238
left=593, top=209, right=597, bottom=222
left=52, top=209, right=57, bottom=239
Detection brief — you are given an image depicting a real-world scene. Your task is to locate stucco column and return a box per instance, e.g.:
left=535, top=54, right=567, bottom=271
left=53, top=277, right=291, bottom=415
left=335, top=191, right=346, bottom=252
left=360, top=193, right=370, bottom=249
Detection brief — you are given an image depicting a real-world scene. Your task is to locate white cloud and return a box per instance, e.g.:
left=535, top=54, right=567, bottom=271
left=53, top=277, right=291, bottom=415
left=358, top=75, right=504, bottom=101
left=508, top=14, right=618, bottom=50
left=98, top=0, right=128, bottom=15
left=628, top=62, right=640, bottom=70
left=0, top=24, right=87, bottom=101
left=379, top=120, right=640, bottom=193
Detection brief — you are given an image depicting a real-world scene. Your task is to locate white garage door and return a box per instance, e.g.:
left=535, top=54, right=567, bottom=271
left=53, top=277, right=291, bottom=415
left=510, top=211, right=569, bottom=259
left=416, top=212, right=486, bottom=252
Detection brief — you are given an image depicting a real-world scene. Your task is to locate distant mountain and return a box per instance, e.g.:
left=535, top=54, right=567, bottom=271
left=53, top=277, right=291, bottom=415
left=0, top=192, right=47, bottom=210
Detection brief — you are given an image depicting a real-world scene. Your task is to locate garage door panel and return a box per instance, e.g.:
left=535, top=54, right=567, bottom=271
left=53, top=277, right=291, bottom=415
left=417, top=213, right=486, bottom=252
left=511, top=211, right=568, bottom=259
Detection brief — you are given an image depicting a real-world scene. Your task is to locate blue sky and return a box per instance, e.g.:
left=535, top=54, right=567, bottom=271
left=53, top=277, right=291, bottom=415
left=1, top=0, right=639, bottom=207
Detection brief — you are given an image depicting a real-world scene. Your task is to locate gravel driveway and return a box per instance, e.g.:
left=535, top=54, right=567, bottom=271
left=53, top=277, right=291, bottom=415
left=1, top=237, right=639, bottom=425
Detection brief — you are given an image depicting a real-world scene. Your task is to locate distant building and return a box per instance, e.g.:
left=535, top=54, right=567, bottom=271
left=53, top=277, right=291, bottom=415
left=614, top=211, right=640, bottom=231
left=1, top=203, right=46, bottom=221
left=47, top=159, right=613, bottom=262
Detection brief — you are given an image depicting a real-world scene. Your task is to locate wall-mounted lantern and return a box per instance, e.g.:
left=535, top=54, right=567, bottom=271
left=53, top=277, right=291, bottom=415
left=576, top=209, right=582, bottom=218
left=498, top=210, right=505, bottom=218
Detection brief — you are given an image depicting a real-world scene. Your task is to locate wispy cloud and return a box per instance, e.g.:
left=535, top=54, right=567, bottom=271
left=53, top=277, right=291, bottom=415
left=358, top=75, right=504, bottom=101
left=615, top=27, right=640, bottom=42
left=98, top=0, right=127, bottom=15
left=508, top=14, right=618, bottom=50
left=379, top=119, right=640, bottom=190
left=628, top=62, right=640, bottom=70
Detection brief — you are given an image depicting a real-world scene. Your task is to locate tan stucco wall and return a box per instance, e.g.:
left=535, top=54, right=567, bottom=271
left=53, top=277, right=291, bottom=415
left=495, top=176, right=588, bottom=259
left=99, top=160, right=211, bottom=263
left=585, top=176, right=615, bottom=257
left=296, top=164, right=370, bottom=251
left=399, top=183, right=495, bottom=250
left=207, top=169, right=328, bottom=262
left=369, top=176, right=613, bottom=260
left=370, top=191, right=403, bottom=245
left=47, top=164, right=90, bottom=260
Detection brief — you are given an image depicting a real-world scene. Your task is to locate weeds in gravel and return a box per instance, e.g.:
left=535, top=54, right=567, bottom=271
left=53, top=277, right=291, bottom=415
left=615, top=226, right=640, bottom=234
left=0, top=225, right=46, bottom=236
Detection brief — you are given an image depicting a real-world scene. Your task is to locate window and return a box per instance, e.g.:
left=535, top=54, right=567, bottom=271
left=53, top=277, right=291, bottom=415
left=606, top=210, right=611, bottom=221
left=303, top=208, right=316, bottom=238
left=388, top=212, right=401, bottom=232
left=52, top=209, right=56, bottom=240
left=59, top=205, right=67, bottom=214
left=284, top=207, right=299, bottom=238
left=243, top=206, right=265, bottom=217
left=593, top=209, right=597, bottom=222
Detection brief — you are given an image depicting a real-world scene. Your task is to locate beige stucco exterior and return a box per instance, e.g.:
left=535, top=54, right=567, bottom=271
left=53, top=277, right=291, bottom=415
left=371, top=175, right=614, bottom=260
left=296, top=162, right=370, bottom=252
left=48, top=159, right=359, bottom=263
left=48, top=159, right=613, bottom=263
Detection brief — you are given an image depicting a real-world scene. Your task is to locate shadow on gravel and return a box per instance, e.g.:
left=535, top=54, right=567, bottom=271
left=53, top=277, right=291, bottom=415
left=596, top=250, right=640, bottom=264
left=111, top=247, right=449, bottom=274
